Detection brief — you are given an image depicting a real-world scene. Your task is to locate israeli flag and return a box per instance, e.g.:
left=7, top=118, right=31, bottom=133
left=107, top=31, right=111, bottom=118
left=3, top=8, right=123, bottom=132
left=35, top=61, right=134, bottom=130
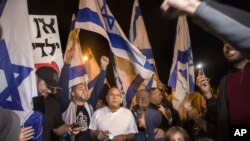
left=129, top=0, right=155, bottom=66
left=168, top=16, right=195, bottom=109
left=0, top=0, right=38, bottom=122
left=64, top=15, right=88, bottom=89
left=75, top=0, right=154, bottom=108
left=129, top=0, right=158, bottom=89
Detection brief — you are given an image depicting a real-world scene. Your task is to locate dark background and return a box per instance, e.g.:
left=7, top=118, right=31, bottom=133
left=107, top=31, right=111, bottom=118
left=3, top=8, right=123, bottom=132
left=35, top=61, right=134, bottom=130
left=26, top=0, right=249, bottom=90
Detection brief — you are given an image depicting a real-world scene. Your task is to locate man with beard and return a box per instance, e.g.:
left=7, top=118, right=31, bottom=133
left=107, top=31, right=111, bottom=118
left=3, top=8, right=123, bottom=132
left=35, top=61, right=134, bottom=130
left=196, top=43, right=250, bottom=140
left=61, top=56, right=110, bottom=141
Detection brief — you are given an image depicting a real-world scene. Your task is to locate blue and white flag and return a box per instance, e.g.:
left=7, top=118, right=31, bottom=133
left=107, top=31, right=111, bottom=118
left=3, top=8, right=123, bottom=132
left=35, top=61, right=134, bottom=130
left=129, top=0, right=155, bottom=66
left=75, top=0, right=154, bottom=108
left=64, top=15, right=88, bottom=89
left=129, top=0, right=158, bottom=89
left=168, top=16, right=195, bottom=109
left=0, top=0, right=37, bottom=122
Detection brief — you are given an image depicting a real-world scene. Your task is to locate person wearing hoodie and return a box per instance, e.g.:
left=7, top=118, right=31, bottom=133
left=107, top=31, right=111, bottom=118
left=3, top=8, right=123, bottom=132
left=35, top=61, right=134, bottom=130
left=136, top=108, right=164, bottom=141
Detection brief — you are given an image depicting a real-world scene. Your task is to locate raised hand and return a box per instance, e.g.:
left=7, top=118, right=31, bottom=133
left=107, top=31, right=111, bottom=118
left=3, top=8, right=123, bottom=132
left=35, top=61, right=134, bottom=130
left=100, top=56, right=109, bottom=70
left=64, top=47, right=75, bottom=65
left=196, top=70, right=212, bottom=99
left=161, top=0, right=201, bottom=17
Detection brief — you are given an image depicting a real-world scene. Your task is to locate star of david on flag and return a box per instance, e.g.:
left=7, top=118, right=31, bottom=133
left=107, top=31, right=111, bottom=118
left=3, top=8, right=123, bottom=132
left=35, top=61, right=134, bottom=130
left=0, top=0, right=38, bottom=122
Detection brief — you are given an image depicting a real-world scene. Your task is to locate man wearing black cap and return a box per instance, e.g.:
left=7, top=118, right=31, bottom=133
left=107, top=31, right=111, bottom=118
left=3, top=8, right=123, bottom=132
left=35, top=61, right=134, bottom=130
left=35, top=66, right=72, bottom=141
left=36, top=66, right=61, bottom=97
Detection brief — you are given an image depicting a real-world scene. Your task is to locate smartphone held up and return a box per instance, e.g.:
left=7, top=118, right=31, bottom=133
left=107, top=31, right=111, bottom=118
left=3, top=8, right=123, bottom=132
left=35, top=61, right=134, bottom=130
left=196, top=63, right=205, bottom=75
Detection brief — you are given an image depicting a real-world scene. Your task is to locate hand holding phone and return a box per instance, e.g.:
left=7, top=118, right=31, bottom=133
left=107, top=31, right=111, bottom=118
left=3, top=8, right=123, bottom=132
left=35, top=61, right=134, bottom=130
left=196, top=63, right=205, bottom=76
left=198, top=67, right=205, bottom=75
left=69, top=123, right=81, bottom=135
left=71, top=122, right=80, bottom=129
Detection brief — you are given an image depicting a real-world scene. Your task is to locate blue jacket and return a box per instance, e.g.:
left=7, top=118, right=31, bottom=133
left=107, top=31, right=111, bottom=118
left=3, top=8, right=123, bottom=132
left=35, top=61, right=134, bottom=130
left=135, top=108, right=164, bottom=141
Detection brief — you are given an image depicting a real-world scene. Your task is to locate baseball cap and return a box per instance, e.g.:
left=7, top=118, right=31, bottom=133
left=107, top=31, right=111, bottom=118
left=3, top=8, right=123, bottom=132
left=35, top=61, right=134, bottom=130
left=35, top=66, right=59, bottom=88
left=0, top=108, right=20, bottom=141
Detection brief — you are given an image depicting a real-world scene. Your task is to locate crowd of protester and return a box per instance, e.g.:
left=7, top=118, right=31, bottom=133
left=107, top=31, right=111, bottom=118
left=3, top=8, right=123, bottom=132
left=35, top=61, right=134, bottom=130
left=1, top=0, right=250, bottom=140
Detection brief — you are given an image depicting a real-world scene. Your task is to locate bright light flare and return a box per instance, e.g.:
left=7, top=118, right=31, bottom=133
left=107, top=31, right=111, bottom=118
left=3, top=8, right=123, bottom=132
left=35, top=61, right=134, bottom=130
left=82, top=55, right=89, bottom=62
left=196, top=63, right=203, bottom=69
left=196, top=63, right=204, bottom=75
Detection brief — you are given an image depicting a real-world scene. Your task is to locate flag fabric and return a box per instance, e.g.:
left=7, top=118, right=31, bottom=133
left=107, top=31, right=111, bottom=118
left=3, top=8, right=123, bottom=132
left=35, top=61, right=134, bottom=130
left=168, top=16, right=195, bottom=109
left=64, top=14, right=110, bottom=110
left=75, top=0, right=154, bottom=108
left=85, top=48, right=103, bottom=94
left=64, top=15, right=88, bottom=89
left=129, top=0, right=158, bottom=89
left=0, top=0, right=38, bottom=123
left=65, top=14, right=104, bottom=95
left=129, top=0, right=155, bottom=66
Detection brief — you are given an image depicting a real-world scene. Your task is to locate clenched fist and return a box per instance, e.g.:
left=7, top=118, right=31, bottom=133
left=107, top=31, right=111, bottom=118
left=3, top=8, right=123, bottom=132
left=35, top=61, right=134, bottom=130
left=100, top=56, right=109, bottom=70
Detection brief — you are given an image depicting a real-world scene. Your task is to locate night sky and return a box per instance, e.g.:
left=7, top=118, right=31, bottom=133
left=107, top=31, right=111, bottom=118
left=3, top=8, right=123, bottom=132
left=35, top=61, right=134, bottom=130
left=27, top=0, right=249, bottom=90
